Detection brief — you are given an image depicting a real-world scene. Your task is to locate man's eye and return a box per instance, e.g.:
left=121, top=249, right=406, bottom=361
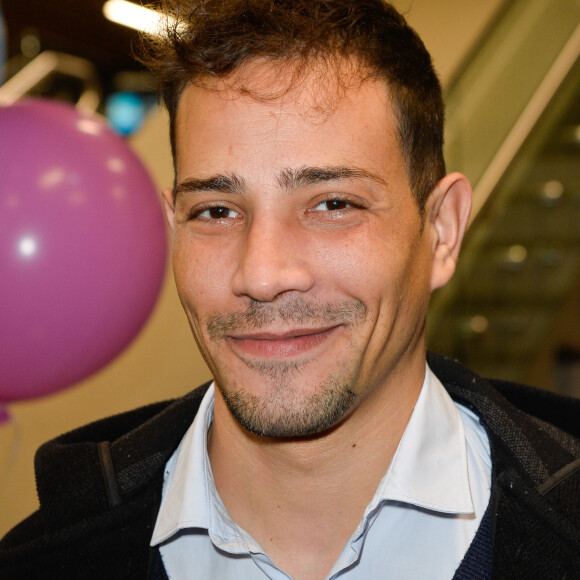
left=195, top=206, right=240, bottom=220
left=311, top=199, right=351, bottom=212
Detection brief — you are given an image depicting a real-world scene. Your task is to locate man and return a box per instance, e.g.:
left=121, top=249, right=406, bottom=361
left=1, top=1, right=578, bottom=578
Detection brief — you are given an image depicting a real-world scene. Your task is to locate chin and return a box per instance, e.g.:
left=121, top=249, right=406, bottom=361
left=217, top=370, right=358, bottom=438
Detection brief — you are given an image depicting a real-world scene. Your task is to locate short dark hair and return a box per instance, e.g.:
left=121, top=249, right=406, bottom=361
left=142, top=0, right=446, bottom=210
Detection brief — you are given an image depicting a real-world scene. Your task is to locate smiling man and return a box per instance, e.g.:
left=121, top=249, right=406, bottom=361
left=168, top=68, right=453, bottom=444
left=1, top=1, right=579, bottom=579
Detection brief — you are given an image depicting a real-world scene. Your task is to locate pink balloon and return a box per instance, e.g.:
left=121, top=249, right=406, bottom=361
left=0, top=99, right=167, bottom=401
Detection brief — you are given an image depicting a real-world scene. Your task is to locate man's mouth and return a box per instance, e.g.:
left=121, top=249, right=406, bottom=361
left=227, top=326, right=341, bottom=358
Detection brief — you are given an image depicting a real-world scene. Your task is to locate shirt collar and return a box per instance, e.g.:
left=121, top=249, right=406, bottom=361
left=374, top=367, right=474, bottom=514
left=151, top=384, right=261, bottom=551
left=151, top=365, right=474, bottom=547
left=152, top=383, right=222, bottom=545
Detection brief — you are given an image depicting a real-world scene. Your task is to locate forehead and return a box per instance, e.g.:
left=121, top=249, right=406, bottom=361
left=175, top=59, right=395, bottom=133
left=173, top=61, right=406, bottom=186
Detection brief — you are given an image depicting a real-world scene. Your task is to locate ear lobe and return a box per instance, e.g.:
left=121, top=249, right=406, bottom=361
left=161, top=187, right=176, bottom=233
left=427, top=172, right=472, bottom=291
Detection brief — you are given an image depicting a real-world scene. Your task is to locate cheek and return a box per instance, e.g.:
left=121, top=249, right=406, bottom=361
left=334, top=226, right=431, bottom=334
left=172, top=235, right=236, bottom=313
left=315, top=227, right=405, bottom=301
left=388, top=237, right=433, bottom=324
left=313, top=237, right=362, bottom=286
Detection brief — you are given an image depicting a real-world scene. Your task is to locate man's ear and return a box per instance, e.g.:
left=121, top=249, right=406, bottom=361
left=161, top=188, right=176, bottom=234
left=426, top=172, right=472, bottom=291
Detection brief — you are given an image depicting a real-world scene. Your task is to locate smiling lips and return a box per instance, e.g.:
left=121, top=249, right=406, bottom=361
left=227, top=326, right=340, bottom=358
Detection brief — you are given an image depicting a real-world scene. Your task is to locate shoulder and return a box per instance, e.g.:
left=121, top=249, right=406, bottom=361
left=0, top=381, right=212, bottom=578
left=427, top=351, right=579, bottom=479
left=428, top=352, right=580, bottom=578
left=428, top=351, right=580, bottom=438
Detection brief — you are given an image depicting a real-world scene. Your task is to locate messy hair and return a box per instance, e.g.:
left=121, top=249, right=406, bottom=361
left=141, top=0, right=446, bottom=210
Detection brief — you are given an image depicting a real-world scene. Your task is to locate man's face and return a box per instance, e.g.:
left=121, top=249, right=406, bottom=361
left=164, top=65, right=441, bottom=438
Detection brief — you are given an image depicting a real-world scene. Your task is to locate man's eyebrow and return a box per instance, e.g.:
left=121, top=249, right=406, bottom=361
left=174, top=166, right=385, bottom=202
left=174, top=174, right=246, bottom=201
left=276, top=166, right=386, bottom=190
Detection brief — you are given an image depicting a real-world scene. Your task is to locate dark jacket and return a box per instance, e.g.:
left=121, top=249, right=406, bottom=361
left=1, top=353, right=579, bottom=579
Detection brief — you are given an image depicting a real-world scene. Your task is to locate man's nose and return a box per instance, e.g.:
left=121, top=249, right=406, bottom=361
left=231, top=216, right=315, bottom=302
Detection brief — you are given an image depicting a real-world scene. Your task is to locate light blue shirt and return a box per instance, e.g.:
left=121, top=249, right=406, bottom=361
left=151, top=366, right=491, bottom=579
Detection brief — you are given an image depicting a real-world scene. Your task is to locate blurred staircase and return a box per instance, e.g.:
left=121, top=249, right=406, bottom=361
left=427, top=0, right=580, bottom=392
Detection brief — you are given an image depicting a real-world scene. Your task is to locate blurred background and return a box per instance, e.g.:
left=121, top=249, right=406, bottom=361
left=0, top=0, right=579, bottom=536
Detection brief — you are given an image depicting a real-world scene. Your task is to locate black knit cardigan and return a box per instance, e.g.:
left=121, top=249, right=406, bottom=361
left=1, top=353, right=579, bottom=579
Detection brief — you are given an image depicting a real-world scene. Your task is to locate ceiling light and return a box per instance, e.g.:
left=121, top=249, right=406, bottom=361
left=507, top=244, right=527, bottom=264
left=540, top=180, right=565, bottom=205
left=469, top=315, right=489, bottom=334
left=103, top=0, right=170, bottom=35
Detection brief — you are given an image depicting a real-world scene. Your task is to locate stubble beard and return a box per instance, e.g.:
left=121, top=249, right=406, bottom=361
left=206, top=298, right=366, bottom=438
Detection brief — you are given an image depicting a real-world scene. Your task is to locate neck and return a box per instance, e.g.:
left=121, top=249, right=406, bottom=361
left=207, top=355, right=425, bottom=579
